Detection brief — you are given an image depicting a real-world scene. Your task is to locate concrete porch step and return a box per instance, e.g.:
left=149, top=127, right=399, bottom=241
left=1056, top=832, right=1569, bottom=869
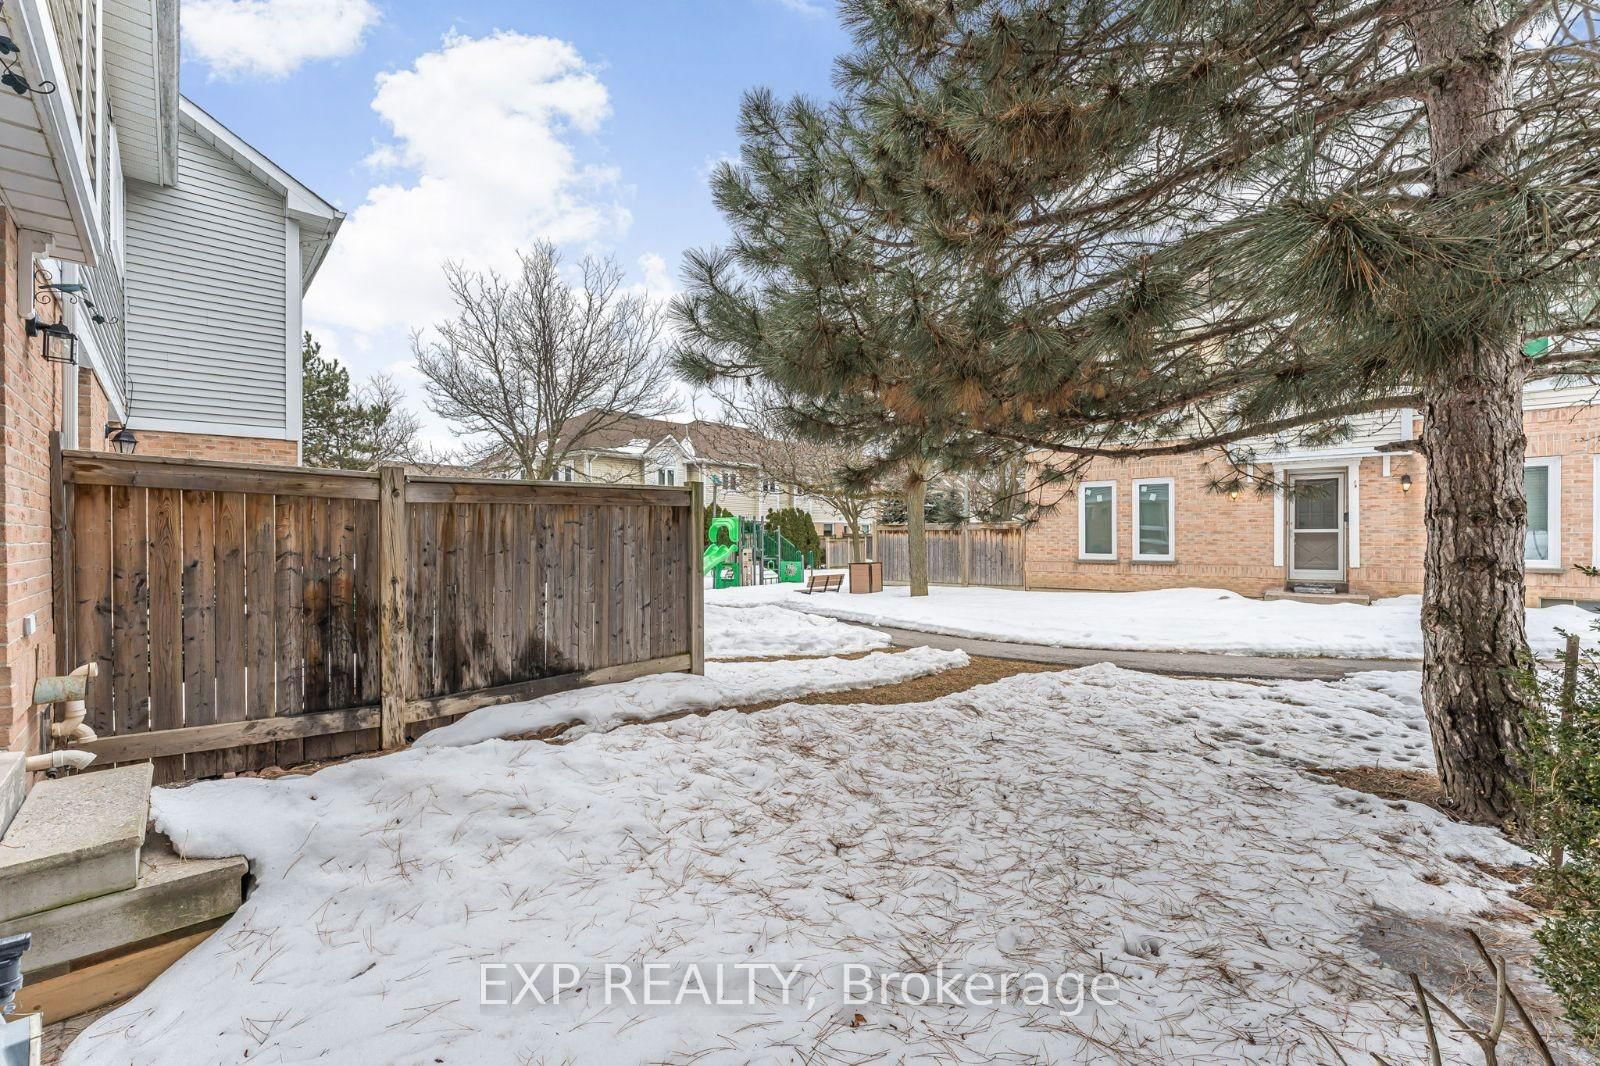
left=1263, top=588, right=1373, bottom=605
left=0, top=752, right=23, bottom=838
left=0, top=765, right=153, bottom=923
left=1, top=832, right=246, bottom=977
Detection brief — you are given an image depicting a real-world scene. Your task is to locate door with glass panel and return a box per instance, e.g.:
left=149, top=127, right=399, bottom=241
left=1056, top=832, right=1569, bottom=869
left=1288, top=473, right=1345, bottom=582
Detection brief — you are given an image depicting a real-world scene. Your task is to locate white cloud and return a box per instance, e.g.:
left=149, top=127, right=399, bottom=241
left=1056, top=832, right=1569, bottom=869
left=306, top=31, right=629, bottom=339
left=184, top=0, right=379, bottom=78
left=634, top=252, right=676, bottom=301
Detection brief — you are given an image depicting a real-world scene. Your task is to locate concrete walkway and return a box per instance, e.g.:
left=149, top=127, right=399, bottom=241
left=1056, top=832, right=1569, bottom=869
left=875, top=625, right=1420, bottom=681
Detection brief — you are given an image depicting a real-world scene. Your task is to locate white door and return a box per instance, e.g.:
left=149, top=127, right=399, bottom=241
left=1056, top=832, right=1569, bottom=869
left=1288, top=474, right=1345, bottom=582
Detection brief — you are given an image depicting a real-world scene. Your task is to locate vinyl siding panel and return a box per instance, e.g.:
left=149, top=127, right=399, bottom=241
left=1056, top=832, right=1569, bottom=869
left=123, top=122, right=288, bottom=431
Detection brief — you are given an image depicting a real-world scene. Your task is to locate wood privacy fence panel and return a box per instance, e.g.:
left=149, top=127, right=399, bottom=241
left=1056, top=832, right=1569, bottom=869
left=874, top=524, right=1026, bottom=587
left=57, top=451, right=702, bottom=783
left=821, top=536, right=874, bottom=568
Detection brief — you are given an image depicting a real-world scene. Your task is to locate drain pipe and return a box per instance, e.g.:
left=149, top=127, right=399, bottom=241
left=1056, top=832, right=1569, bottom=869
left=24, top=749, right=95, bottom=774
left=35, top=662, right=98, bottom=746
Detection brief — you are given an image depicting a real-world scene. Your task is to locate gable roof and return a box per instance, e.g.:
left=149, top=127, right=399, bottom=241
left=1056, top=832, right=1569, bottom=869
left=178, top=97, right=345, bottom=290
left=557, top=412, right=770, bottom=466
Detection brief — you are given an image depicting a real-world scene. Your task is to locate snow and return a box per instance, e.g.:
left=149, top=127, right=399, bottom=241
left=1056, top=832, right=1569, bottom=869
left=415, top=646, right=965, bottom=749
left=69, top=664, right=1543, bottom=1065
left=705, top=603, right=891, bottom=659
left=711, top=583, right=1593, bottom=659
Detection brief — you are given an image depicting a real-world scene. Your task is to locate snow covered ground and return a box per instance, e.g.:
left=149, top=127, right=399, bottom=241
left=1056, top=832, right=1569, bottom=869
left=416, top=646, right=966, bottom=748
left=712, top=582, right=1593, bottom=659
left=68, top=665, right=1547, bottom=1065
left=705, top=602, right=891, bottom=659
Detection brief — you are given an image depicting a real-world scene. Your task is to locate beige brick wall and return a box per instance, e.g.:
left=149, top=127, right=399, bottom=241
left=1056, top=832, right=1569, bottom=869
left=1026, top=406, right=1600, bottom=607
left=130, top=429, right=298, bottom=465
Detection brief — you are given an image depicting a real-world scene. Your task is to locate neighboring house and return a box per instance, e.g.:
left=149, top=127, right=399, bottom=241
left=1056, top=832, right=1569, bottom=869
left=1025, top=381, right=1600, bottom=607
left=0, top=0, right=341, bottom=751
left=554, top=412, right=859, bottom=530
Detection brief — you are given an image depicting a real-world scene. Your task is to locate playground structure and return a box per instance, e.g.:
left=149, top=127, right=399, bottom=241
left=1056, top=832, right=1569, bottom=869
left=704, top=516, right=805, bottom=588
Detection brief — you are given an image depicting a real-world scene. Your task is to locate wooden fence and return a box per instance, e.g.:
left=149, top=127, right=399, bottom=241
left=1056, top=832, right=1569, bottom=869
left=820, top=535, right=874, bottom=568
left=53, top=450, right=703, bottom=782
left=875, top=523, right=1026, bottom=587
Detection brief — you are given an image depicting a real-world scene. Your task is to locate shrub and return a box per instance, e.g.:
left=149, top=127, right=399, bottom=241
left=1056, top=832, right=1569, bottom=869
left=1518, top=635, right=1600, bottom=1047
left=765, top=508, right=820, bottom=558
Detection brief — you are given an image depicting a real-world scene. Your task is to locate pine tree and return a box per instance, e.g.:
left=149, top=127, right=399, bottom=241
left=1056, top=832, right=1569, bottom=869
left=302, top=333, right=424, bottom=470
left=681, top=0, right=1600, bottom=824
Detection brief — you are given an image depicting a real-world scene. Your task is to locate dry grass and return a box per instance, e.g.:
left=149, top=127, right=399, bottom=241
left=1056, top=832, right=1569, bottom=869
left=1313, top=765, right=1448, bottom=814
left=732, top=654, right=1063, bottom=711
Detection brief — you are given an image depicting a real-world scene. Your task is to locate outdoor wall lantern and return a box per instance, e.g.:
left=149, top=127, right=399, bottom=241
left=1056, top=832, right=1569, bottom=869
left=104, top=423, right=138, bottom=454
left=1400, top=474, right=1413, bottom=493
left=25, top=317, right=77, bottom=364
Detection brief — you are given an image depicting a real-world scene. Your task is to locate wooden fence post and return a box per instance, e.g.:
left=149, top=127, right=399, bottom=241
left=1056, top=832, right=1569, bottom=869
left=378, top=465, right=411, bottom=749
left=688, top=478, right=705, bottom=675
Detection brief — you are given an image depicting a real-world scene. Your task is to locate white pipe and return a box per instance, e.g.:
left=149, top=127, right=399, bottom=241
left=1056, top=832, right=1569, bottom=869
left=26, top=750, right=95, bottom=773
left=47, top=663, right=99, bottom=745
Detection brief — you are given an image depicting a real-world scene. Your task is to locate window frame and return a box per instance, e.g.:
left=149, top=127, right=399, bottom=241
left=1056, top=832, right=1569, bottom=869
left=1525, top=455, right=1561, bottom=570
left=1131, top=477, right=1177, bottom=563
left=1077, top=481, right=1118, bottom=561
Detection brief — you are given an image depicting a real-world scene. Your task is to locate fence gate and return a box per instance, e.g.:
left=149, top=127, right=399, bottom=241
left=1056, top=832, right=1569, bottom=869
left=53, top=449, right=703, bottom=783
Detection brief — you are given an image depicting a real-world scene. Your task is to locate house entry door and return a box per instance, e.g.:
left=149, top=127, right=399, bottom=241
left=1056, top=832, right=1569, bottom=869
left=1288, top=474, right=1345, bottom=583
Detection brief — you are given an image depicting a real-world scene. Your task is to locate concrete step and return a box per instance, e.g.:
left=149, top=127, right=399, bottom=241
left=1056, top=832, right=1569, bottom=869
left=0, top=765, right=152, bottom=923
left=1262, top=588, right=1373, bottom=606
left=0, top=753, right=23, bottom=838
left=0, top=832, right=246, bottom=976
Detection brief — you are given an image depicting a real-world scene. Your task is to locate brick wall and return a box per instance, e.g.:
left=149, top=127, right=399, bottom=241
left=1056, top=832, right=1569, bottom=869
left=1026, top=406, right=1600, bottom=606
left=76, top=366, right=110, bottom=449
left=130, top=429, right=298, bottom=465
left=0, top=211, right=64, bottom=752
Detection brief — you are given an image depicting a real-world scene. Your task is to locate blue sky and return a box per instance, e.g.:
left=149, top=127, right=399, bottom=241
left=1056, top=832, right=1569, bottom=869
left=179, top=0, right=849, bottom=436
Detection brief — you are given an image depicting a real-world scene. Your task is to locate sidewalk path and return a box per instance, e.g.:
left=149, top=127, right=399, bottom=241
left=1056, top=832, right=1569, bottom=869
left=875, top=625, right=1420, bottom=681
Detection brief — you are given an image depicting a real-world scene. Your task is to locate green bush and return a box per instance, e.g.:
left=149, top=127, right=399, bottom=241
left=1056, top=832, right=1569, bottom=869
left=1518, top=636, right=1600, bottom=1047
left=765, top=508, right=820, bottom=558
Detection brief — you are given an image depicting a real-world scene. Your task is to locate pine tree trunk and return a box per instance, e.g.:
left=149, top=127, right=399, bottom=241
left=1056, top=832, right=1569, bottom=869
left=848, top=518, right=867, bottom=564
left=905, top=467, right=930, bottom=597
left=1420, top=358, right=1533, bottom=824
left=1410, top=0, right=1531, bottom=825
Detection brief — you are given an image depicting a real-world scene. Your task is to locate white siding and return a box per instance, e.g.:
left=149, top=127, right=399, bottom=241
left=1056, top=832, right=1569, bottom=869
left=123, top=121, right=288, bottom=432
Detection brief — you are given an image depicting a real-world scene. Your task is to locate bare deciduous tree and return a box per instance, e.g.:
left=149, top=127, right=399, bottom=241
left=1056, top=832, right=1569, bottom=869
left=698, top=388, right=882, bottom=562
left=414, top=243, right=674, bottom=480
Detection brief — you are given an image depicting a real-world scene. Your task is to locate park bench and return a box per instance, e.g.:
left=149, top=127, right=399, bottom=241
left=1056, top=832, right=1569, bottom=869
left=799, top=573, right=844, bottom=594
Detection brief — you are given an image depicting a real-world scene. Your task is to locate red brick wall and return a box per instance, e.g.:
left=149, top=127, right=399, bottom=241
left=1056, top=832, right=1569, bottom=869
left=1026, top=406, right=1600, bottom=607
left=130, top=429, right=298, bottom=465
left=0, top=212, right=65, bottom=752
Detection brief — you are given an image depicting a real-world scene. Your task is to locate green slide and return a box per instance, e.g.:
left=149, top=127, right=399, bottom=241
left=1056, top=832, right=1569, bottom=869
left=702, top=541, right=737, bottom=574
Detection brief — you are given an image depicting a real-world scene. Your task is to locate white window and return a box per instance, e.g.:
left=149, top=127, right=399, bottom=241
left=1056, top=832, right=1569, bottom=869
left=557, top=465, right=576, bottom=482
left=762, top=478, right=779, bottom=494
left=723, top=471, right=741, bottom=492
left=1525, top=457, right=1560, bottom=568
left=1078, top=482, right=1117, bottom=560
left=656, top=469, right=675, bottom=486
left=1132, top=478, right=1175, bottom=562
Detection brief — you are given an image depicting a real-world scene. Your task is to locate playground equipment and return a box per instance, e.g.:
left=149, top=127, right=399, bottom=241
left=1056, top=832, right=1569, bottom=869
left=703, top=516, right=805, bottom=588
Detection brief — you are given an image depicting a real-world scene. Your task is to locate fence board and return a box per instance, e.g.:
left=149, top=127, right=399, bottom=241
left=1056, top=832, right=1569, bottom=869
left=60, top=453, right=702, bottom=780
left=71, top=484, right=114, bottom=737
left=147, top=489, right=183, bottom=782
left=109, top=486, right=149, bottom=736
left=244, top=494, right=276, bottom=770
left=212, top=492, right=248, bottom=775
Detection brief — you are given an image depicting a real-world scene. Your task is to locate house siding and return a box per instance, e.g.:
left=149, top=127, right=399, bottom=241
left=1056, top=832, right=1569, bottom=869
left=123, top=119, right=288, bottom=434
left=1025, top=403, right=1600, bottom=607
